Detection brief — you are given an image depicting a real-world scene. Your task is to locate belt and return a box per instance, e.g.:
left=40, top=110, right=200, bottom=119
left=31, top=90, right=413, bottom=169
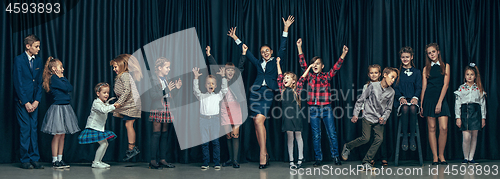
left=201, top=114, right=219, bottom=119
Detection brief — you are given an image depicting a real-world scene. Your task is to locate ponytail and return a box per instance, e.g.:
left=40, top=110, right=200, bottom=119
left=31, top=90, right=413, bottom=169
left=42, top=56, right=61, bottom=92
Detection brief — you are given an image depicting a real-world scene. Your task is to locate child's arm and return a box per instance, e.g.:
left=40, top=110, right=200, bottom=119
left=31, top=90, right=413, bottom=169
left=206, top=46, right=216, bottom=65
left=276, top=57, right=285, bottom=92
left=381, top=92, right=395, bottom=124
left=420, top=67, right=428, bottom=117
left=435, top=64, right=450, bottom=114
left=412, top=70, right=423, bottom=104
left=237, top=44, right=248, bottom=72
left=328, top=45, right=348, bottom=78
left=297, top=64, right=313, bottom=93
left=192, top=67, right=203, bottom=99
left=115, top=74, right=132, bottom=106
left=454, top=88, right=462, bottom=128
left=50, top=75, right=73, bottom=93
left=92, top=100, right=116, bottom=114
left=480, top=91, right=486, bottom=122
left=216, top=67, right=229, bottom=95
left=352, top=83, right=373, bottom=121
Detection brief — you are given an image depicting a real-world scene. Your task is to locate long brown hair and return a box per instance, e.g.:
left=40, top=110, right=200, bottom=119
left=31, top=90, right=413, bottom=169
left=42, top=57, right=61, bottom=92
left=366, top=64, right=381, bottom=85
left=424, top=43, right=446, bottom=78
left=281, top=72, right=301, bottom=107
left=397, top=46, right=415, bottom=85
left=464, top=65, right=485, bottom=95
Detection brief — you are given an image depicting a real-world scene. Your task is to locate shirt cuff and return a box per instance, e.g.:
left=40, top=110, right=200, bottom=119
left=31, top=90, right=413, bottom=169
left=282, top=31, right=288, bottom=37
left=235, top=39, right=242, bottom=45
left=412, top=96, right=419, bottom=100
left=398, top=96, right=405, bottom=101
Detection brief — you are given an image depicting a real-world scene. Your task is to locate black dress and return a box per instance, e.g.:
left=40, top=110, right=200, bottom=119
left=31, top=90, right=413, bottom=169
left=281, top=88, right=305, bottom=132
left=422, top=64, right=451, bottom=117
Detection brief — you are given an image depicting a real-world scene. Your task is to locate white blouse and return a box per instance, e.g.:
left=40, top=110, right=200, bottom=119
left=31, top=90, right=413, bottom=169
left=454, top=83, right=486, bottom=119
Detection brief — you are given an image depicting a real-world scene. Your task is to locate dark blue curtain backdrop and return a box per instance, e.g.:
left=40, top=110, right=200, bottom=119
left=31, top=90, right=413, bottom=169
left=1, top=0, right=499, bottom=164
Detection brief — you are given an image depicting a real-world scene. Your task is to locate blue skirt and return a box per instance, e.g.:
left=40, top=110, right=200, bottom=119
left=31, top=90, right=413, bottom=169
left=78, top=128, right=117, bottom=144
left=249, top=86, right=275, bottom=118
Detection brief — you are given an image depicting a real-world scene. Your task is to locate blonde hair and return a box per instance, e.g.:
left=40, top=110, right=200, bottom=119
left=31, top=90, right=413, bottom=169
left=281, top=72, right=301, bottom=107
left=110, top=54, right=143, bottom=81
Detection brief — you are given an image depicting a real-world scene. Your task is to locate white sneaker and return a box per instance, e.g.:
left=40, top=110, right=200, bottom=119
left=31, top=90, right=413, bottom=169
left=100, top=162, right=110, bottom=168
left=92, top=161, right=107, bottom=169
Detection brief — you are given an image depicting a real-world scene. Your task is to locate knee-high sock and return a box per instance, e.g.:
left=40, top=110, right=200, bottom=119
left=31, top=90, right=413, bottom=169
left=160, top=132, right=169, bottom=160
left=469, top=130, right=478, bottom=160
left=462, top=131, right=471, bottom=160
left=226, top=137, right=233, bottom=161
left=232, top=137, right=240, bottom=161
left=99, top=140, right=108, bottom=162
left=96, top=140, right=108, bottom=162
left=409, top=105, right=418, bottom=138
left=151, top=132, right=161, bottom=161
left=295, top=132, right=304, bottom=161
left=287, top=131, right=294, bottom=161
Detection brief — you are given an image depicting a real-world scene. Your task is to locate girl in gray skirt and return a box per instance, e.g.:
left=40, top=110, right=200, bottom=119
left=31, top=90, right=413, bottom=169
left=41, top=57, right=80, bottom=169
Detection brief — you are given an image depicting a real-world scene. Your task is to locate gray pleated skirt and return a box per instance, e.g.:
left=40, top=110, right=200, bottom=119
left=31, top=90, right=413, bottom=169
left=41, top=104, right=81, bottom=135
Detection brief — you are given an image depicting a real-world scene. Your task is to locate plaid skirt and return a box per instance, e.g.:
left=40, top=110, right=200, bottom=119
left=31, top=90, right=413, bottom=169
left=78, top=128, right=117, bottom=144
left=149, top=99, right=174, bottom=123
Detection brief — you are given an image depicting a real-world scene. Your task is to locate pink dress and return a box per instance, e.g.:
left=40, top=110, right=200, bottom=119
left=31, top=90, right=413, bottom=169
left=221, top=89, right=242, bottom=125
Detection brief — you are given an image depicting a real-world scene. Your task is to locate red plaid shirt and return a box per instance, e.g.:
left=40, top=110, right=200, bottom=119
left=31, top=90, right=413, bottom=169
left=277, top=74, right=306, bottom=93
left=299, top=53, right=344, bottom=106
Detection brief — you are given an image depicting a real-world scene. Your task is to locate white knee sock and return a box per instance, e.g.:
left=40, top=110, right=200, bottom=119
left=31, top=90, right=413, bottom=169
left=469, top=130, right=478, bottom=160
left=295, top=132, right=304, bottom=164
left=95, top=140, right=108, bottom=162
left=462, top=131, right=471, bottom=160
left=287, top=131, right=294, bottom=162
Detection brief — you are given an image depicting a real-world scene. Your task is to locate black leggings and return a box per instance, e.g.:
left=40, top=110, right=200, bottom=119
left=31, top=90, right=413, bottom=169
left=400, top=104, right=418, bottom=138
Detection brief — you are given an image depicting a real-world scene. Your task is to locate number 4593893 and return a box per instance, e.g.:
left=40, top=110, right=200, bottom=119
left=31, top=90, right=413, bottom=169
left=6, top=3, right=61, bottom=13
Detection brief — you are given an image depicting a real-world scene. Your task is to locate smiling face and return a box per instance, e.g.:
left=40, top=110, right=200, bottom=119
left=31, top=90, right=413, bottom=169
left=225, top=66, right=235, bottom=80
left=311, top=58, right=325, bottom=74
left=283, top=74, right=296, bottom=88
left=426, top=46, right=439, bottom=62
left=97, top=86, right=110, bottom=102
left=112, top=62, right=120, bottom=75
left=26, top=41, right=40, bottom=56
left=157, top=61, right=171, bottom=77
left=401, top=52, right=413, bottom=67
left=465, top=69, right=476, bottom=84
left=52, top=61, right=64, bottom=74
left=368, top=67, right=381, bottom=82
left=260, top=46, right=273, bottom=61
left=205, top=77, right=217, bottom=93
left=383, top=71, right=398, bottom=87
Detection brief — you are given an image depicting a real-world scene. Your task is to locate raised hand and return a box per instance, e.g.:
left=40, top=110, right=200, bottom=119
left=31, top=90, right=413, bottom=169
left=192, top=67, right=202, bottom=79
left=206, top=46, right=211, bottom=56
left=296, top=38, right=302, bottom=47
left=227, top=27, right=238, bottom=40
left=216, top=67, right=226, bottom=77
left=242, top=44, right=248, bottom=55
left=282, top=15, right=295, bottom=32
left=168, top=81, right=175, bottom=91
left=276, top=57, right=281, bottom=64
left=341, top=45, right=349, bottom=59
left=175, top=78, right=182, bottom=89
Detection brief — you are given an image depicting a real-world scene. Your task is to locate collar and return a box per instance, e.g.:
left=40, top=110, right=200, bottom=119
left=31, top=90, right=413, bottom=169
left=431, top=61, right=440, bottom=66
left=261, top=57, right=274, bottom=63
left=25, top=51, right=35, bottom=61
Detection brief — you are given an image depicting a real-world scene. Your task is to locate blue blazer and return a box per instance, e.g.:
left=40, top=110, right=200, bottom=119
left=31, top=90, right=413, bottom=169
left=13, top=52, right=43, bottom=105
left=238, top=35, right=287, bottom=91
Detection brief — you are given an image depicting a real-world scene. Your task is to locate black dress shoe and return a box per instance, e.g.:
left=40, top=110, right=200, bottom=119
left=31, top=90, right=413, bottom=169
left=222, top=160, right=233, bottom=167
left=233, top=160, right=240, bottom=168
left=334, top=156, right=342, bottom=165
left=21, top=162, right=33, bottom=169
left=259, top=164, right=267, bottom=169
left=313, top=160, right=321, bottom=167
left=149, top=163, right=163, bottom=169
left=159, top=162, right=175, bottom=168
left=409, top=138, right=417, bottom=151
left=440, top=160, right=448, bottom=165
left=432, top=162, right=439, bottom=165
left=31, top=161, right=44, bottom=169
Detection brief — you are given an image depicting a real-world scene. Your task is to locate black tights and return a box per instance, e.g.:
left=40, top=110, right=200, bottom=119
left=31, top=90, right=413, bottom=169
left=151, top=122, right=170, bottom=163
left=401, top=105, right=418, bottom=138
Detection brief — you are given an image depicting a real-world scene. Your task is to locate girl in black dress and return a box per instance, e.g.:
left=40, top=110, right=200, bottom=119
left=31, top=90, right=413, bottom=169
left=276, top=57, right=309, bottom=169
left=420, top=43, right=451, bottom=165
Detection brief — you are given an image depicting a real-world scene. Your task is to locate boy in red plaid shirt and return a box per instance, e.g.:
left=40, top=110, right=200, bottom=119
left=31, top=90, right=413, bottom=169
left=296, top=38, right=348, bottom=166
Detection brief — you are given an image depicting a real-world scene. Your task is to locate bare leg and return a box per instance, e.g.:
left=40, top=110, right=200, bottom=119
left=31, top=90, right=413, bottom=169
left=427, top=117, right=438, bottom=162
left=438, top=116, right=448, bottom=162
left=125, top=120, right=136, bottom=150
left=254, top=114, right=267, bottom=165
left=57, top=134, right=65, bottom=155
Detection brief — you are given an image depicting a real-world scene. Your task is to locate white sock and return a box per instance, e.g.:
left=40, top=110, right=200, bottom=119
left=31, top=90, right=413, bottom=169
left=52, top=156, right=58, bottom=163
left=57, top=155, right=63, bottom=162
left=295, top=132, right=304, bottom=163
left=287, top=131, right=294, bottom=162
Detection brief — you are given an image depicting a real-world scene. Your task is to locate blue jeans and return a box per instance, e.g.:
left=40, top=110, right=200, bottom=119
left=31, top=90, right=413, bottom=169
left=310, top=105, right=339, bottom=161
left=200, top=115, right=221, bottom=165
